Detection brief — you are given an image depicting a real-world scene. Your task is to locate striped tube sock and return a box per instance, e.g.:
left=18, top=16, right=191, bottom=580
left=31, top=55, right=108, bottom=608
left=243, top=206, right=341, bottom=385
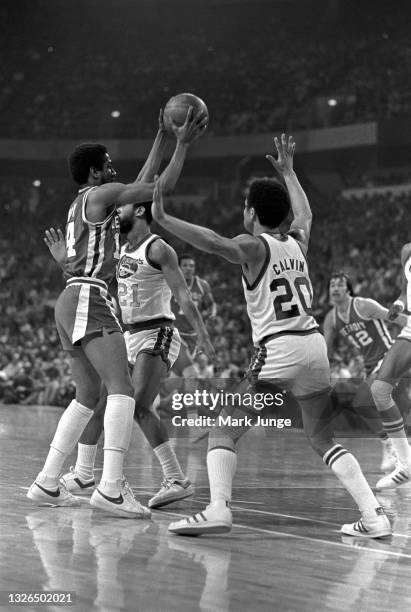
left=380, top=405, right=411, bottom=464
left=153, top=441, right=185, bottom=481
left=207, top=447, right=237, bottom=505
left=323, top=444, right=380, bottom=513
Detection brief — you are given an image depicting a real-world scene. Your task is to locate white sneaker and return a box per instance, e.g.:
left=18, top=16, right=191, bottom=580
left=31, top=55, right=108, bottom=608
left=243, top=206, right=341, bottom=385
left=60, top=467, right=95, bottom=495
left=168, top=501, right=232, bottom=536
left=376, top=462, right=411, bottom=490
left=90, top=478, right=151, bottom=519
left=27, top=473, right=80, bottom=507
left=380, top=440, right=397, bottom=473
left=341, top=507, right=391, bottom=538
left=148, top=478, right=194, bottom=509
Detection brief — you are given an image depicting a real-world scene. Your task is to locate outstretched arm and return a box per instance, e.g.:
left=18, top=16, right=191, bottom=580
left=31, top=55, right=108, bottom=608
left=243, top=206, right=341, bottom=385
left=88, top=108, right=207, bottom=214
left=149, top=240, right=215, bottom=362
left=151, top=180, right=264, bottom=265
left=266, top=134, right=312, bottom=255
left=355, top=297, right=408, bottom=327
left=135, top=110, right=167, bottom=182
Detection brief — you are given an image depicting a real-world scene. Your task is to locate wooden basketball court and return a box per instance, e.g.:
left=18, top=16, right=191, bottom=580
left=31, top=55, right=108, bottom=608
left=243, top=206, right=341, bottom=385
left=1, top=404, right=411, bottom=611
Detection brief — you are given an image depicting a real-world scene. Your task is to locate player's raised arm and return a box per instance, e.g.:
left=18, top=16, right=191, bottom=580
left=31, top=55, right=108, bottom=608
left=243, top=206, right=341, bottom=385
left=90, top=108, right=207, bottom=211
left=149, top=240, right=216, bottom=361
left=355, top=297, right=409, bottom=327
left=134, top=109, right=168, bottom=183
left=151, top=179, right=264, bottom=266
left=266, top=134, right=312, bottom=254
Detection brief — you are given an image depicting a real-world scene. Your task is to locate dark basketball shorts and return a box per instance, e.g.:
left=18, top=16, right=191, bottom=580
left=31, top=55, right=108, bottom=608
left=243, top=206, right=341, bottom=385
left=55, top=278, right=122, bottom=351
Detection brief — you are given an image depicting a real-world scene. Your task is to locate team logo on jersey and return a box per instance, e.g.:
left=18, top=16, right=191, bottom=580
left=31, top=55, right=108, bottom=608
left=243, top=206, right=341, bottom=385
left=117, top=255, right=138, bottom=278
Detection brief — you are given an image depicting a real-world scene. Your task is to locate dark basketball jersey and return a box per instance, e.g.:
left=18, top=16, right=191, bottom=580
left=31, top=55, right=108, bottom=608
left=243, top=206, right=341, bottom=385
left=63, top=186, right=120, bottom=285
left=171, top=275, right=209, bottom=335
left=333, top=297, right=393, bottom=374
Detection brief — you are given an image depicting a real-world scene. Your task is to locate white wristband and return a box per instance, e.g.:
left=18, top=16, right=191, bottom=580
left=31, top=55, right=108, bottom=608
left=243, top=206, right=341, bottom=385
left=393, top=300, right=405, bottom=312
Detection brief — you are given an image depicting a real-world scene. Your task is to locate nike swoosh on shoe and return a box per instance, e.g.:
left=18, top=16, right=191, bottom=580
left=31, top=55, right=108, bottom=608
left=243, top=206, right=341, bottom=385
left=35, top=483, right=60, bottom=498
left=96, top=489, right=124, bottom=505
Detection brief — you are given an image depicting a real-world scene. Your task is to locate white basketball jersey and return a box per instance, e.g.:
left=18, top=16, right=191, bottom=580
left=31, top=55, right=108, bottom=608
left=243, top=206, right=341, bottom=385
left=116, top=235, right=174, bottom=324
left=242, top=233, right=318, bottom=343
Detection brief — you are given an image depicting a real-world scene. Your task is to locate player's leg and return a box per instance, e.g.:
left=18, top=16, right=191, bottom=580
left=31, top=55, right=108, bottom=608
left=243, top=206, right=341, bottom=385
left=27, top=348, right=101, bottom=506
left=350, top=379, right=397, bottom=472
left=370, top=339, right=411, bottom=489
left=297, top=333, right=390, bottom=538
left=83, top=330, right=150, bottom=518
left=169, top=377, right=256, bottom=535
left=130, top=346, right=194, bottom=508
left=60, top=385, right=107, bottom=494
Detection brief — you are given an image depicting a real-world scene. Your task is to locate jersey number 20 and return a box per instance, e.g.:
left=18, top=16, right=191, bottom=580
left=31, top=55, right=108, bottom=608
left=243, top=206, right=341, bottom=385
left=270, top=276, right=313, bottom=320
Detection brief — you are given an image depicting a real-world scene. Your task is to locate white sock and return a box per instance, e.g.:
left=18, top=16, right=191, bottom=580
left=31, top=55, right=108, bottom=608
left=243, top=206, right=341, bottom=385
left=207, top=448, right=237, bottom=505
left=325, top=447, right=379, bottom=513
left=75, top=444, right=97, bottom=481
left=153, top=441, right=185, bottom=481
left=101, top=395, right=134, bottom=488
left=42, top=400, right=93, bottom=483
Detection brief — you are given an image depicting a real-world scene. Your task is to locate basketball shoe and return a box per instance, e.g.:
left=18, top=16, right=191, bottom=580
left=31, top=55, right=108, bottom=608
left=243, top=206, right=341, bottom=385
left=376, top=461, right=411, bottom=490
left=340, top=507, right=391, bottom=538
left=90, top=478, right=151, bottom=519
left=148, top=478, right=194, bottom=509
left=168, top=501, right=232, bottom=536
left=60, top=467, right=95, bottom=495
left=27, top=473, right=80, bottom=507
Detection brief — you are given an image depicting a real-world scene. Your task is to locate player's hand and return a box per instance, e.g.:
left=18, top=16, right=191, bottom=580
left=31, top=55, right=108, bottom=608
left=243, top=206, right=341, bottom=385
left=266, top=133, right=295, bottom=176
left=388, top=301, right=405, bottom=321
left=44, top=227, right=66, bottom=266
left=171, top=107, right=208, bottom=144
left=197, top=332, right=216, bottom=364
left=151, top=176, right=166, bottom=221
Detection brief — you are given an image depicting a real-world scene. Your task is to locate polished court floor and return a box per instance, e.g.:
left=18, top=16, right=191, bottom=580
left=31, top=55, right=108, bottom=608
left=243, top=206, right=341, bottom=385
left=1, top=404, right=411, bottom=612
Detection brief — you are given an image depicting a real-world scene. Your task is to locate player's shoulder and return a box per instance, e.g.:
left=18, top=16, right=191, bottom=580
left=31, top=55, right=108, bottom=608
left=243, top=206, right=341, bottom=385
left=285, top=229, right=308, bottom=256
left=148, top=235, right=177, bottom=264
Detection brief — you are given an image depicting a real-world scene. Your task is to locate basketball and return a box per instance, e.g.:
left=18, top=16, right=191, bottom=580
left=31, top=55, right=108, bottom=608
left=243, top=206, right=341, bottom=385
left=163, top=93, right=209, bottom=134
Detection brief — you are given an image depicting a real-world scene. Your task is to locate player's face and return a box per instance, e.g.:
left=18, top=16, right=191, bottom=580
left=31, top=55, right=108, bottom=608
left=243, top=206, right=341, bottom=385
left=180, top=258, right=195, bottom=279
left=118, top=204, right=135, bottom=234
left=329, top=277, right=350, bottom=304
left=100, top=153, right=117, bottom=184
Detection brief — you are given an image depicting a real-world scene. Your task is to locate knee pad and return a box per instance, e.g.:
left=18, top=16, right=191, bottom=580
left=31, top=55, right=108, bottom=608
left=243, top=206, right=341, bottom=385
left=371, top=380, right=394, bottom=411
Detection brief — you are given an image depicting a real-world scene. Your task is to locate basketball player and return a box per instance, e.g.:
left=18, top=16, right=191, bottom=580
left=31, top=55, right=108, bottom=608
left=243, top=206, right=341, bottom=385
left=27, top=107, right=207, bottom=518
left=171, top=254, right=217, bottom=375
left=152, top=134, right=391, bottom=538
left=323, top=271, right=408, bottom=471
left=45, top=201, right=215, bottom=509
left=368, top=241, right=411, bottom=489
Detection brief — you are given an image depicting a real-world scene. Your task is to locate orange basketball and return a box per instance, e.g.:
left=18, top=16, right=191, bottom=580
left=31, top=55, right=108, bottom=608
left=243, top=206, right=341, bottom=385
left=163, top=93, right=209, bottom=133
